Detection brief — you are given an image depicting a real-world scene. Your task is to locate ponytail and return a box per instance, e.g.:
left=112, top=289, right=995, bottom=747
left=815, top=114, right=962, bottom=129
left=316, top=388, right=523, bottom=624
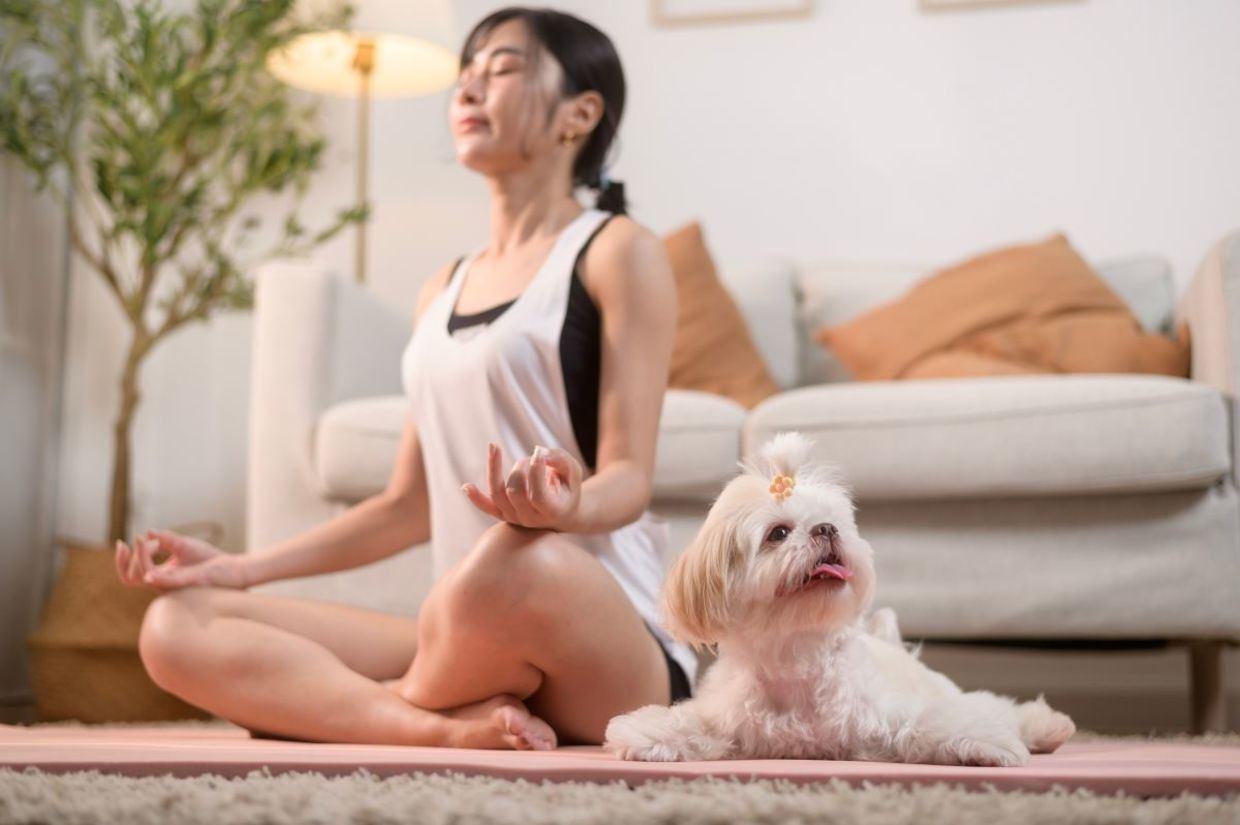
left=592, top=169, right=627, bottom=215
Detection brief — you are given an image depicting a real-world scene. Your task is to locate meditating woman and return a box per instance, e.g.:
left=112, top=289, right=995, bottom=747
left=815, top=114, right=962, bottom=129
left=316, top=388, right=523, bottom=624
left=112, top=6, right=695, bottom=749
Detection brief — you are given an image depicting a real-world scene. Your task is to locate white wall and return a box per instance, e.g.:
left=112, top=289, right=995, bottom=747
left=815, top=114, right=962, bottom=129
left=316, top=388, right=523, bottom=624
left=33, top=0, right=1240, bottom=720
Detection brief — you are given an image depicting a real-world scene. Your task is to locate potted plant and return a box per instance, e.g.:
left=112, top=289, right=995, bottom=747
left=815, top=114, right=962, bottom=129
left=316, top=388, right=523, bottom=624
left=0, top=0, right=363, bottom=721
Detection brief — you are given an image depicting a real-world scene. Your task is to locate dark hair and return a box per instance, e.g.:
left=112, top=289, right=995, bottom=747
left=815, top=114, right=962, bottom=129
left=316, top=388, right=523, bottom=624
left=460, top=7, right=628, bottom=215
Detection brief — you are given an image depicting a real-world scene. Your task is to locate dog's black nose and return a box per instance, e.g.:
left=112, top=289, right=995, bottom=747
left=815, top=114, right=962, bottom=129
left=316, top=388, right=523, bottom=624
left=811, top=523, right=838, bottom=539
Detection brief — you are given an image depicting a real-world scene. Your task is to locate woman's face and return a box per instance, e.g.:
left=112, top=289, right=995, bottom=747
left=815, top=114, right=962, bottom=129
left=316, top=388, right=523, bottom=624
left=450, top=19, right=580, bottom=178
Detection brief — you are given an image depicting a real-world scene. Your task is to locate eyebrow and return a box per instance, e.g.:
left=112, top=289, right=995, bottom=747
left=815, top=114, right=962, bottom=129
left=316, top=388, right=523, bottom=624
left=463, top=46, right=527, bottom=67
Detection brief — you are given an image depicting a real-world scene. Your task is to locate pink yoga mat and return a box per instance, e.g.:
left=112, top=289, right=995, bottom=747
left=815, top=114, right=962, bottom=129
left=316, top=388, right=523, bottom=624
left=2, top=724, right=1239, bottom=797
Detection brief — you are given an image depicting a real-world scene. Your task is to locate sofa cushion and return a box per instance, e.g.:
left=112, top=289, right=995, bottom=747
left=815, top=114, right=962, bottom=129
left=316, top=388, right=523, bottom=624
left=653, top=389, right=746, bottom=501
left=314, top=389, right=744, bottom=505
left=314, top=397, right=407, bottom=503
left=664, top=222, right=781, bottom=408
left=718, top=258, right=799, bottom=390
left=816, top=234, right=1190, bottom=382
left=797, top=254, right=1176, bottom=385
left=743, top=374, right=1229, bottom=500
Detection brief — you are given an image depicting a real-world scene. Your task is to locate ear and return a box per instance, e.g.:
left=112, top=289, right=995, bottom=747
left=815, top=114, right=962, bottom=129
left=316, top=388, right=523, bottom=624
left=564, top=89, right=605, bottom=138
left=662, top=517, right=739, bottom=649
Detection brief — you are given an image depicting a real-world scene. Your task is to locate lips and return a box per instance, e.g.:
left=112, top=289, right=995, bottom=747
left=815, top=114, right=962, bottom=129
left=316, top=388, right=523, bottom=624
left=458, top=116, right=488, bottom=130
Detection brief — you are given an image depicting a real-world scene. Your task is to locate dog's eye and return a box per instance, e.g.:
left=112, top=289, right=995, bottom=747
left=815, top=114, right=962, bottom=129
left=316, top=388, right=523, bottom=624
left=765, top=525, right=791, bottom=543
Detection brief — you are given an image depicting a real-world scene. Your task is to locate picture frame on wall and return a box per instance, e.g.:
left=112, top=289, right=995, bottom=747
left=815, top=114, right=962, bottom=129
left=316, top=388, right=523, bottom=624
left=920, top=0, right=1078, bottom=8
left=650, top=0, right=813, bottom=27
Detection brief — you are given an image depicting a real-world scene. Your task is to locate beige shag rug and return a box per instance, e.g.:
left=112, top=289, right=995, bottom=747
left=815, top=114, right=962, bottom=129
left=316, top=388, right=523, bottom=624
left=2, top=725, right=1238, bottom=825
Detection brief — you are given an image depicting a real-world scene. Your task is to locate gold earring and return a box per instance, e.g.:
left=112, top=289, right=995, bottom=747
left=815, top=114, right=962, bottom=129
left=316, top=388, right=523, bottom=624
left=560, top=131, right=577, bottom=146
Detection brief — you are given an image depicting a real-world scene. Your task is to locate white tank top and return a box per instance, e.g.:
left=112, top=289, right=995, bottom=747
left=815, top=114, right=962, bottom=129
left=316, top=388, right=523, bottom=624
left=401, top=207, right=698, bottom=687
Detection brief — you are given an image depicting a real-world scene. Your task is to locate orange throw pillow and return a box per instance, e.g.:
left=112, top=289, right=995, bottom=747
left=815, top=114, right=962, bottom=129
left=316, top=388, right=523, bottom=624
left=663, top=222, right=780, bottom=408
left=817, top=234, right=1190, bottom=381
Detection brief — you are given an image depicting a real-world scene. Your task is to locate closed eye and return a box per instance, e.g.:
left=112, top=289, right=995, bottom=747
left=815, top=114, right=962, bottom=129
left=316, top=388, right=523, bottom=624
left=765, top=525, right=791, bottom=543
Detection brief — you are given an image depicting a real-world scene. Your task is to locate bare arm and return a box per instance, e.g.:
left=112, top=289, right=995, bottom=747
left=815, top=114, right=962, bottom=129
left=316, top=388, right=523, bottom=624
left=565, top=217, right=677, bottom=534
left=240, top=261, right=457, bottom=586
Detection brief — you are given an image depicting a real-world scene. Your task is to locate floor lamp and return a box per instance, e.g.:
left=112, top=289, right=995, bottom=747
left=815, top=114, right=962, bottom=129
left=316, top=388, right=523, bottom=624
left=266, top=28, right=457, bottom=284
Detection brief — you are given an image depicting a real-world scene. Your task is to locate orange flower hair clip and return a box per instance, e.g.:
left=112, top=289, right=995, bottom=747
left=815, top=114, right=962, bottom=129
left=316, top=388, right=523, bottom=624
left=769, top=474, right=796, bottom=501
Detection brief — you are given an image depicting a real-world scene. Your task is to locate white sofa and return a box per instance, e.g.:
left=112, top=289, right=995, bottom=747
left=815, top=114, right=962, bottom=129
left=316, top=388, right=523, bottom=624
left=246, top=229, right=1240, bottom=731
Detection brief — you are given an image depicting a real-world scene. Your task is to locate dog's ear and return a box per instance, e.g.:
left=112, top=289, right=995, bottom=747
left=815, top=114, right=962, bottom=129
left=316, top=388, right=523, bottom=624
left=662, top=517, right=740, bottom=649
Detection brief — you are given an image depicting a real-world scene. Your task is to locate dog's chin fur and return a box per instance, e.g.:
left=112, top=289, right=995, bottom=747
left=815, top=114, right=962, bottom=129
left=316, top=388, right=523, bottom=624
left=605, top=432, right=1076, bottom=766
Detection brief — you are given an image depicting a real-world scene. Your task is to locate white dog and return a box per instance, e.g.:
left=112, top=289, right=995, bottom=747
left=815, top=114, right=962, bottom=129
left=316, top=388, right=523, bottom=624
left=605, top=432, right=1075, bottom=766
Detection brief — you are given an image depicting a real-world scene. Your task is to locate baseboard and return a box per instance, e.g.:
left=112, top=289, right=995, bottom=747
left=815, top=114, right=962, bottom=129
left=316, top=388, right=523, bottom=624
left=0, top=703, right=35, bottom=725
left=918, top=642, right=1239, bottom=733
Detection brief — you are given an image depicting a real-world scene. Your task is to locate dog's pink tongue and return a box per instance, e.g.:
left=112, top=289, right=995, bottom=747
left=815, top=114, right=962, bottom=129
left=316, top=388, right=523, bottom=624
left=811, top=562, right=854, bottom=580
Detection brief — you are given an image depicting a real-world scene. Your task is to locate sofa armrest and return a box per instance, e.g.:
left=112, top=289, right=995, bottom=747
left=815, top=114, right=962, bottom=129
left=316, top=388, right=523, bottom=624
left=246, top=260, right=410, bottom=553
left=1176, top=230, right=1240, bottom=398
left=1176, top=229, right=1240, bottom=486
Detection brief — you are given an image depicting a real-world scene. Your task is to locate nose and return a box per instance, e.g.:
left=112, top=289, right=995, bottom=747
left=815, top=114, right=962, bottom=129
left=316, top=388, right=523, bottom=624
left=455, top=73, right=485, bottom=106
left=811, top=523, right=838, bottom=540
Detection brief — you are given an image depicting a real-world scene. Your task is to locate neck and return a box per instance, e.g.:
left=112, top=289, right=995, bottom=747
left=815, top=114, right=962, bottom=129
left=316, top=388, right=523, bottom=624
left=484, top=164, right=580, bottom=257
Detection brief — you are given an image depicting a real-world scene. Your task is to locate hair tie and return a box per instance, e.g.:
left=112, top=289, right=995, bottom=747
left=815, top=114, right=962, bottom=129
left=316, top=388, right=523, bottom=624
left=769, top=474, right=796, bottom=501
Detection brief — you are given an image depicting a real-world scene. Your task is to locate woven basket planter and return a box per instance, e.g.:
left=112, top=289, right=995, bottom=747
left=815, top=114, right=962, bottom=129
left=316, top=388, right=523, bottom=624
left=26, top=542, right=211, bottom=722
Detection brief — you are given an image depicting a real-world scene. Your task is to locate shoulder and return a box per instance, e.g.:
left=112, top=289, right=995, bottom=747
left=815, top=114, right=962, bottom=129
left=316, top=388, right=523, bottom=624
left=579, top=215, right=675, bottom=307
left=413, top=258, right=461, bottom=324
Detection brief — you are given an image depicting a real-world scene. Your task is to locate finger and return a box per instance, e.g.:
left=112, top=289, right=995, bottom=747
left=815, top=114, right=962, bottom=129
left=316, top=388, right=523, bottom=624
left=540, top=447, right=578, bottom=483
left=505, top=458, right=543, bottom=524
left=505, top=463, right=543, bottom=526
left=528, top=448, right=553, bottom=512
left=145, top=564, right=191, bottom=590
left=148, top=528, right=184, bottom=561
left=506, top=457, right=531, bottom=496
left=522, top=455, right=543, bottom=511
left=145, top=529, right=173, bottom=563
left=487, top=443, right=516, bottom=520
left=115, top=541, right=134, bottom=585
left=134, top=535, right=156, bottom=583
left=138, top=533, right=159, bottom=576
left=462, top=483, right=504, bottom=520
left=127, top=536, right=146, bottom=582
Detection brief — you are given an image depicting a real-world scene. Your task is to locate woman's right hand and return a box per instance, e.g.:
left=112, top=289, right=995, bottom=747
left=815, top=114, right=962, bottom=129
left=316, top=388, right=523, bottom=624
left=114, top=529, right=248, bottom=591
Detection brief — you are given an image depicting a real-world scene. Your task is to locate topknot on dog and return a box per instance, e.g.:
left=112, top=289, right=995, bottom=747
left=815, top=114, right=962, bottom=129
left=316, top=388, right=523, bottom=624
left=742, top=431, right=850, bottom=494
left=759, top=432, right=813, bottom=479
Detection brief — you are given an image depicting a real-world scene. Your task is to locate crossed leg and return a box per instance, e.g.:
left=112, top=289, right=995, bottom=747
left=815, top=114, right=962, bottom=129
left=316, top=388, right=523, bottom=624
left=394, top=522, right=673, bottom=745
left=137, top=522, right=672, bottom=747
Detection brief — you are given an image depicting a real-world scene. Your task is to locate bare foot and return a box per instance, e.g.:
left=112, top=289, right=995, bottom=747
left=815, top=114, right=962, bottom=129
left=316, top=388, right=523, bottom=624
left=381, top=681, right=556, bottom=751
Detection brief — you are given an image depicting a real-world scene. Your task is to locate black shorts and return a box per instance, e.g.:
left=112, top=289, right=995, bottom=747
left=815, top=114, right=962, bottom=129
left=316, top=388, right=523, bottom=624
left=647, top=623, right=693, bottom=704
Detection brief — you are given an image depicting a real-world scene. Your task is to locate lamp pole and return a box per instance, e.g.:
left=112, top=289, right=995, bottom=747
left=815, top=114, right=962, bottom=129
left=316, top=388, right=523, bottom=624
left=352, top=37, right=375, bottom=284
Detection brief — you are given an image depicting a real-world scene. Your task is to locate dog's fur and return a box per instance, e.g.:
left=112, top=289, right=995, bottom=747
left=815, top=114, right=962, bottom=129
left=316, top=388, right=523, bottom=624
left=605, top=432, right=1075, bottom=765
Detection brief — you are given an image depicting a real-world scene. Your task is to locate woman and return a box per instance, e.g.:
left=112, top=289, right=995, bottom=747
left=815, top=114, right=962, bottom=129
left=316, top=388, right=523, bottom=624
left=113, top=7, right=694, bottom=750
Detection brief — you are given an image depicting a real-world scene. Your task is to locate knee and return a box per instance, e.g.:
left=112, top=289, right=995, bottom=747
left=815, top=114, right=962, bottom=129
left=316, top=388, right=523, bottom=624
left=443, top=524, right=586, bottom=628
left=138, top=587, right=214, bottom=688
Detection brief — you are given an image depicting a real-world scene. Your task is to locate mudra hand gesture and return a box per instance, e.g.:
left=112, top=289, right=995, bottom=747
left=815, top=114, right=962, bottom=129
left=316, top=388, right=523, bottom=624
left=462, top=443, right=583, bottom=531
left=114, top=529, right=248, bottom=590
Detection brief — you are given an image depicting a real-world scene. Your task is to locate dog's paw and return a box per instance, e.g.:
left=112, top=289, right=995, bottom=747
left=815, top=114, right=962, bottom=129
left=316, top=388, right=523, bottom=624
left=604, top=705, right=689, bottom=762
left=1018, top=695, right=1076, bottom=754
left=948, top=735, right=1030, bottom=768
left=608, top=739, right=694, bottom=762
left=605, top=703, right=732, bottom=762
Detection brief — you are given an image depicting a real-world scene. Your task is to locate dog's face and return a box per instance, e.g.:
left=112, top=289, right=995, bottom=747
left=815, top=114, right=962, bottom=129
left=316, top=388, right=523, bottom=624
left=663, top=436, right=876, bottom=647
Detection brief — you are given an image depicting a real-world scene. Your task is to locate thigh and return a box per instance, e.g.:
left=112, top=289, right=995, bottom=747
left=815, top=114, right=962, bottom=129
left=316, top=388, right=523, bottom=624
left=164, top=586, right=421, bottom=683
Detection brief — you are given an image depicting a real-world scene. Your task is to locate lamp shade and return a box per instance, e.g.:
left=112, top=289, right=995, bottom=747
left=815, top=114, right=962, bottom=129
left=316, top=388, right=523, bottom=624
left=266, top=0, right=460, bottom=98
left=267, top=30, right=457, bottom=97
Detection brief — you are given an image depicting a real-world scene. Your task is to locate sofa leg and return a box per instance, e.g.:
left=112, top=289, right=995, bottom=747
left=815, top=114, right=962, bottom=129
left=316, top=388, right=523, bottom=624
left=1188, top=641, right=1228, bottom=733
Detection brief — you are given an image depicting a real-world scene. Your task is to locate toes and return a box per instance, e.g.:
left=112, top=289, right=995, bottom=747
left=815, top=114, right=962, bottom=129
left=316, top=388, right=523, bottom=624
left=496, top=704, right=557, bottom=751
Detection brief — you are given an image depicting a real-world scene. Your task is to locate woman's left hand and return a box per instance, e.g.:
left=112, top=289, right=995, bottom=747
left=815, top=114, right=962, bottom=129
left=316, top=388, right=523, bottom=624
left=463, top=443, right=583, bottom=531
